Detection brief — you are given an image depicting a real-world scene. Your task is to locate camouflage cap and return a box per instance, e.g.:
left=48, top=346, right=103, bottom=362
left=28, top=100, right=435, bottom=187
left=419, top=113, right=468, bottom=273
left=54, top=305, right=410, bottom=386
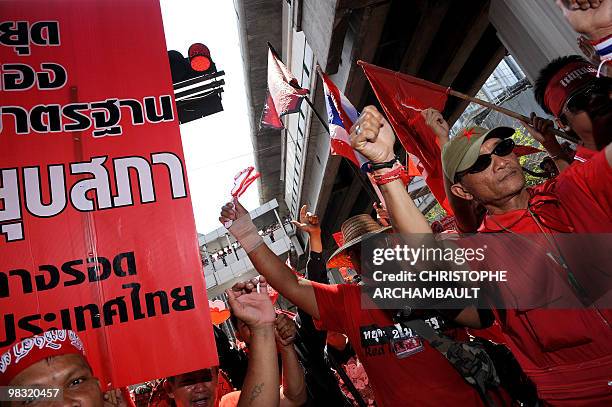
left=441, top=126, right=515, bottom=182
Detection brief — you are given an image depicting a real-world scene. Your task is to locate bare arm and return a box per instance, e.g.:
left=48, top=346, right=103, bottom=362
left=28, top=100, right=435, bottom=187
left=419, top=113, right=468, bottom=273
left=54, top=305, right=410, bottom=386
left=227, top=282, right=280, bottom=407
left=349, top=106, right=432, bottom=234
left=274, top=314, right=307, bottom=407
left=291, top=204, right=322, bottom=253
left=378, top=176, right=432, bottom=234
left=523, top=114, right=572, bottom=172
left=220, top=203, right=320, bottom=319
left=240, top=326, right=279, bottom=407
left=279, top=347, right=306, bottom=407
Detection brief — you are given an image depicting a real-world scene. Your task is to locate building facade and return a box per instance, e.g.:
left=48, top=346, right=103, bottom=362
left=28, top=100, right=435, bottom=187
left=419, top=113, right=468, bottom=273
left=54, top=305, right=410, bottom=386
left=235, top=0, right=585, bottom=260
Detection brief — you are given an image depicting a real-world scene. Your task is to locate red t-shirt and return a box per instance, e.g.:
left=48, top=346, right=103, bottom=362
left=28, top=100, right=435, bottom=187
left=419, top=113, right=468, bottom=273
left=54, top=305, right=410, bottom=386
left=311, top=282, right=484, bottom=407
left=478, top=149, right=612, bottom=405
left=479, top=148, right=612, bottom=233
left=573, top=145, right=597, bottom=163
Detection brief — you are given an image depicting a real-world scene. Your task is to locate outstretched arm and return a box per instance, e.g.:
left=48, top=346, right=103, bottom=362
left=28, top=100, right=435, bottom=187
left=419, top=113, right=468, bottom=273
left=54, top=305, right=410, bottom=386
left=275, top=314, right=307, bottom=407
left=227, top=280, right=280, bottom=407
left=220, top=204, right=320, bottom=319
left=291, top=204, right=322, bottom=253
left=349, top=106, right=432, bottom=234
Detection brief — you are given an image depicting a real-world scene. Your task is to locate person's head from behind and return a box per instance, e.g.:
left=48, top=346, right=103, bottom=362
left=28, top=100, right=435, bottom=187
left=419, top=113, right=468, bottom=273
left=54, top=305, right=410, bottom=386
left=166, top=367, right=219, bottom=407
left=534, top=55, right=612, bottom=149
left=443, top=126, right=524, bottom=209
left=1, top=330, right=103, bottom=407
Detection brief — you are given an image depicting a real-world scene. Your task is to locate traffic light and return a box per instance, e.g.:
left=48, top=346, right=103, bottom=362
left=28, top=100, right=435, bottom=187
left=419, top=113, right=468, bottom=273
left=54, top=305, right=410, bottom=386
left=188, top=43, right=212, bottom=72
left=168, top=43, right=217, bottom=83
left=168, top=42, right=225, bottom=123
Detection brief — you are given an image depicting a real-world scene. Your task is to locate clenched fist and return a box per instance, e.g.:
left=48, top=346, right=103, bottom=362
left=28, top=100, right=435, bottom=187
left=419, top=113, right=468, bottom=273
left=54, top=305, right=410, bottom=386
left=349, top=106, right=396, bottom=164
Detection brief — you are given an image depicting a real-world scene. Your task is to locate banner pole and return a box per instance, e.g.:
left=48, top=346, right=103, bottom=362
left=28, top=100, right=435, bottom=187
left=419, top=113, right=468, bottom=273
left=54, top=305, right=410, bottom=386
left=448, top=88, right=578, bottom=143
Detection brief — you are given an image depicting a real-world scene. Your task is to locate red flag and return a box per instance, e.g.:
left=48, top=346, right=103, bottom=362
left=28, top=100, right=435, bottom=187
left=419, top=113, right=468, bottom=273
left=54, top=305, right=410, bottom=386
left=514, top=145, right=544, bottom=157
left=359, top=61, right=452, bottom=214
left=261, top=46, right=309, bottom=129
left=231, top=166, right=261, bottom=198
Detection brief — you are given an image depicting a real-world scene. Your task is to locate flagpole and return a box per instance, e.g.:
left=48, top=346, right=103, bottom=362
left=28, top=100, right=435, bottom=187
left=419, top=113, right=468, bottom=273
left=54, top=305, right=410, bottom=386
left=303, top=96, right=330, bottom=134
left=447, top=89, right=579, bottom=143
left=265, top=43, right=384, bottom=205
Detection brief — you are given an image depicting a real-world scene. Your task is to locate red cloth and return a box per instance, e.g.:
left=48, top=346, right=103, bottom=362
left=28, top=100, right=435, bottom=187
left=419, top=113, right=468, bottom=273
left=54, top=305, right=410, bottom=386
left=359, top=61, right=452, bottom=214
left=513, top=145, right=543, bottom=157
left=573, top=145, right=597, bottom=163
left=311, top=283, right=484, bottom=407
left=261, top=47, right=309, bottom=129
left=543, top=61, right=597, bottom=117
left=478, top=149, right=612, bottom=234
left=478, top=150, right=612, bottom=405
left=120, top=387, right=137, bottom=407
left=231, top=166, right=260, bottom=198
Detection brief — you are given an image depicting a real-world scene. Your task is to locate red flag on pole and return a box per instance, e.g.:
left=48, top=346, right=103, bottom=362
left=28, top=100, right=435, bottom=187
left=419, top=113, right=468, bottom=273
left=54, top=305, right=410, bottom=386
left=514, top=145, right=544, bottom=157
left=358, top=61, right=452, bottom=214
left=261, top=45, right=309, bottom=129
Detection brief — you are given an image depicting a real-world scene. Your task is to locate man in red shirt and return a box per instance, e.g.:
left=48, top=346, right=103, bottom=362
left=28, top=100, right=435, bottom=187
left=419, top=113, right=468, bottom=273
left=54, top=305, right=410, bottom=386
left=349, top=105, right=612, bottom=405
left=218, top=206, right=489, bottom=406
left=165, top=282, right=281, bottom=407
left=532, top=55, right=611, bottom=161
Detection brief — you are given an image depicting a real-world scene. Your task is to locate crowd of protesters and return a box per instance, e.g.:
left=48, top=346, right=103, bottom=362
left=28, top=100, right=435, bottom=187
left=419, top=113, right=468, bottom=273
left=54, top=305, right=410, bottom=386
left=2, top=0, right=612, bottom=406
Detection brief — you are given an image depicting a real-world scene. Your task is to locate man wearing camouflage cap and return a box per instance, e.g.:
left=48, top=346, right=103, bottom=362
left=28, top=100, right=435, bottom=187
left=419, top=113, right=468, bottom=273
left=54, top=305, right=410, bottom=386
left=349, top=105, right=612, bottom=405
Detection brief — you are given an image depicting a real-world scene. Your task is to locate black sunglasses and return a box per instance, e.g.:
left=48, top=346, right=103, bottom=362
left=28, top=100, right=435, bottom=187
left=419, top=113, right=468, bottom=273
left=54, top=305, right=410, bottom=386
left=454, top=138, right=515, bottom=183
left=565, top=82, right=609, bottom=114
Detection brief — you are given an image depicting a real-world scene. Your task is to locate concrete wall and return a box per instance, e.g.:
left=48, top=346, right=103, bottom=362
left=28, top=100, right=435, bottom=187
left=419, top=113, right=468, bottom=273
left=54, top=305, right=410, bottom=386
left=490, top=0, right=583, bottom=82
left=300, top=0, right=338, bottom=71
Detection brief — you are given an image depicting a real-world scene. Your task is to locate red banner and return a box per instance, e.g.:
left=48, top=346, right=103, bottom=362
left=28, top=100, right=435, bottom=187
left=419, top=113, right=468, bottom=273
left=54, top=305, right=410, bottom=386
left=0, top=0, right=217, bottom=388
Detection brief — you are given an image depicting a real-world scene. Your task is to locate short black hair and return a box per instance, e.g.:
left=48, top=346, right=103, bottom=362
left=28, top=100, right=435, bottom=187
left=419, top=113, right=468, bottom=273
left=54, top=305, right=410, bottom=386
left=534, top=55, right=591, bottom=115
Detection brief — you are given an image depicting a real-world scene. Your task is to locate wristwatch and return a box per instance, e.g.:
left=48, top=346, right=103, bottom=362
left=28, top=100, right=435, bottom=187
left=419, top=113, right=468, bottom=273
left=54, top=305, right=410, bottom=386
left=364, top=155, right=400, bottom=172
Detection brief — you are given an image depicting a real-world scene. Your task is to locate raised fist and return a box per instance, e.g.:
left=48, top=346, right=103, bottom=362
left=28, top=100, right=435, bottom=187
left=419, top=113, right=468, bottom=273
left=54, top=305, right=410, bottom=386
left=291, top=204, right=320, bottom=235
left=350, top=105, right=396, bottom=164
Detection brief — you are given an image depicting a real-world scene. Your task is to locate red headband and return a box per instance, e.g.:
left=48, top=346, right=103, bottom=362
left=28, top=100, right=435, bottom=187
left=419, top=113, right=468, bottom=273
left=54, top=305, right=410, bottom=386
left=544, top=61, right=597, bottom=117
left=0, top=330, right=86, bottom=385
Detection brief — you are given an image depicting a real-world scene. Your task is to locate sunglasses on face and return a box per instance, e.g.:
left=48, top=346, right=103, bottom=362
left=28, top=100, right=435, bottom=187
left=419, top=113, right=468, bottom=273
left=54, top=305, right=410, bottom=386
left=564, top=82, right=610, bottom=113
left=454, top=138, right=515, bottom=183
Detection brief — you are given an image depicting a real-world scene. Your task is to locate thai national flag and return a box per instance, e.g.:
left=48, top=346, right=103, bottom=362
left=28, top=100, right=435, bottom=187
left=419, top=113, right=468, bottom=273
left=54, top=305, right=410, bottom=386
left=321, top=72, right=369, bottom=169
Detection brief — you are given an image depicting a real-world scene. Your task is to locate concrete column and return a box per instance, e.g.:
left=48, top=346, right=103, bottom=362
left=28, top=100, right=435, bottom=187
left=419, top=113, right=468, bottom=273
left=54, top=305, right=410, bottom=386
left=490, top=0, right=582, bottom=82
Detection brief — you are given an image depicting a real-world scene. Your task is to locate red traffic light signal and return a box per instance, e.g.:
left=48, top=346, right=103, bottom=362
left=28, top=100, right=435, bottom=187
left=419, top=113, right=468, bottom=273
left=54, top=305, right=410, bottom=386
left=168, top=43, right=217, bottom=84
left=188, top=43, right=211, bottom=72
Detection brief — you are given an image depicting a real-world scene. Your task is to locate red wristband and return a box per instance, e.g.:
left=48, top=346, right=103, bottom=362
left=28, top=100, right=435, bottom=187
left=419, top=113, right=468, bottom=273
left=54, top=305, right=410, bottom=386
left=373, top=165, right=410, bottom=185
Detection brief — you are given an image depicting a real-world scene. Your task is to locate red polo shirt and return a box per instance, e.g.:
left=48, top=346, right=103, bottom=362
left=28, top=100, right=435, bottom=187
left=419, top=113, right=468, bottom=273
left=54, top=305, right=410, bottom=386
left=573, top=145, right=597, bottom=163
left=478, top=149, right=612, bottom=405
left=311, top=282, right=484, bottom=407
